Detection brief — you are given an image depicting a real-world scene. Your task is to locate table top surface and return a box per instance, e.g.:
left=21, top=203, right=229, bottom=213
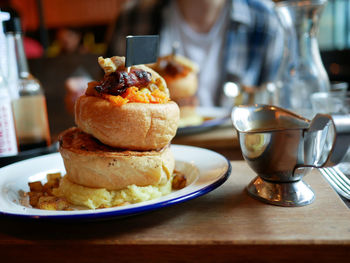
left=2, top=118, right=350, bottom=262
left=1, top=160, right=350, bottom=262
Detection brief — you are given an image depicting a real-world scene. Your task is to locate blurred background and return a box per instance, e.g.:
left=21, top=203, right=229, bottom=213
left=1, top=0, right=350, bottom=137
left=0, top=0, right=128, bottom=137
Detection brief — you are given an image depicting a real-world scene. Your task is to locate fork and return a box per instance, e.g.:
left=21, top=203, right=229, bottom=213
left=319, top=166, right=350, bottom=200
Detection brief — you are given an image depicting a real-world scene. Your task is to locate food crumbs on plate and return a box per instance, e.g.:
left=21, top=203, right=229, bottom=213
left=172, top=170, right=187, bottom=190
left=18, top=190, right=30, bottom=207
left=26, top=172, right=70, bottom=210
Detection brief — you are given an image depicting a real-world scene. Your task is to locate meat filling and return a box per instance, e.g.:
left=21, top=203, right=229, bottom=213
left=95, top=69, right=152, bottom=96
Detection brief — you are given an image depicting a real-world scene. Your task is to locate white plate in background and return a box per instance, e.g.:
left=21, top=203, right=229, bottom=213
left=177, top=107, right=231, bottom=136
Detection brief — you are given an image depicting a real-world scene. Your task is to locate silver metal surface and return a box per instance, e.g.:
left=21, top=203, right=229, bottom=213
left=232, top=104, right=350, bottom=207
left=247, top=176, right=315, bottom=207
left=320, top=167, right=350, bottom=200
left=324, top=115, right=350, bottom=166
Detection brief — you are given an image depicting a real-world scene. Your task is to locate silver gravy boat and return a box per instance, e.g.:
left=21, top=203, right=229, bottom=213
left=232, top=104, right=350, bottom=207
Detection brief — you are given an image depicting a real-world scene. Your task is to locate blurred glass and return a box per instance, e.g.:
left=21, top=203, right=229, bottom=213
left=273, top=0, right=330, bottom=118
left=311, top=82, right=349, bottom=114
left=331, top=81, right=348, bottom=92
left=222, top=81, right=274, bottom=109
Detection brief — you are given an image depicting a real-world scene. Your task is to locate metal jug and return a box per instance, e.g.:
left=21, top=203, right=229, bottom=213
left=232, top=104, right=350, bottom=206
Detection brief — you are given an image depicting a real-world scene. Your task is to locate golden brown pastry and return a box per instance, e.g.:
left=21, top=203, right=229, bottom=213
left=58, top=127, right=175, bottom=191
left=75, top=56, right=180, bottom=150
left=75, top=97, right=179, bottom=150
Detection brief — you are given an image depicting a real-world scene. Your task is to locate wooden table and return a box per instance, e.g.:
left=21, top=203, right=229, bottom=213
left=1, top=161, right=350, bottom=263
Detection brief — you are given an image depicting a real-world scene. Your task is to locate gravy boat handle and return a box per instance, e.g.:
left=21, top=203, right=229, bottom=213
left=304, top=114, right=350, bottom=168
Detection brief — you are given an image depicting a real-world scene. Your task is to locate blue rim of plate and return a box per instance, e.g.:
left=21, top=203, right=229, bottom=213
left=0, top=148, right=231, bottom=221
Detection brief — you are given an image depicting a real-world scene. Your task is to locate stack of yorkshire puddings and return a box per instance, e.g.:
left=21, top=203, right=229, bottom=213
left=149, top=54, right=203, bottom=127
left=55, top=56, right=180, bottom=209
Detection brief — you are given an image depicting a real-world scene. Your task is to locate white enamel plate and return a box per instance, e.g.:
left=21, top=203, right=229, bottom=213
left=0, top=145, right=231, bottom=221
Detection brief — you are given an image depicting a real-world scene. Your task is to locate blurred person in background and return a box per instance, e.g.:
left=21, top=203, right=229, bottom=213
left=56, top=28, right=83, bottom=54
left=50, top=27, right=104, bottom=56
left=106, top=0, right=283, bottom=107
left=47, top=27, right=86, bottom=57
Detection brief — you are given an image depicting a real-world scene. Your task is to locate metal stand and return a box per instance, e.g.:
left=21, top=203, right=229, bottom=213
left=246, top=176, right=315, bottom=207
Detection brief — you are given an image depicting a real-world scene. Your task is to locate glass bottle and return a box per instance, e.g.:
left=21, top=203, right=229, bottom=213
left=0, top=9, right=10, bottom=79
left=0, top=66, right=18, bottom=157
left=3, top=16, right=51, bottom=151
left=273, top=0, right=330, bottom=118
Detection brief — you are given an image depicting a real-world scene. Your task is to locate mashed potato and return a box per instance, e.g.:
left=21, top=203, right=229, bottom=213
left=53, top=175, right=172, bottom=209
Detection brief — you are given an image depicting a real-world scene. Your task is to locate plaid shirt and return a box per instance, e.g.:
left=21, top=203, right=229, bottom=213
left=107, top=0, right=283, bottom=105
